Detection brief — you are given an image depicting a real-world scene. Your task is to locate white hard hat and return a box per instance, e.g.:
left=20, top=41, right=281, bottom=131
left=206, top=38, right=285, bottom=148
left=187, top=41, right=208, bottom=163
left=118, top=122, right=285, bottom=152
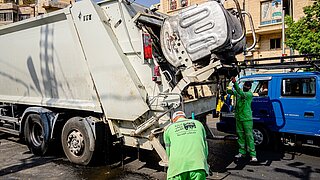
left=172, top=111, right=186, bottom=120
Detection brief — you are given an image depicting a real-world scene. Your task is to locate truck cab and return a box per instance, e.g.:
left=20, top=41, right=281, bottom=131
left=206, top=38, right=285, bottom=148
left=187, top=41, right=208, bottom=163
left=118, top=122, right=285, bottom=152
left=217, top=72, right=320, bottom=147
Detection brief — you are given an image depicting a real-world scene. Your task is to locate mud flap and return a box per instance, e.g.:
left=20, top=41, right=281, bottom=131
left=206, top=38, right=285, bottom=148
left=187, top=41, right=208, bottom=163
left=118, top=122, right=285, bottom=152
left=84, top=117, right=96, bottom=152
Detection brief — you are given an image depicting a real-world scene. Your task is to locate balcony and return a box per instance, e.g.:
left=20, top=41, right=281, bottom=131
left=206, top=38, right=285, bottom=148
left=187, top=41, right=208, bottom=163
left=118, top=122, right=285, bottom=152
left=42, top=0, right=70, bottom=11
left=0, top=2, right=19, bottom=10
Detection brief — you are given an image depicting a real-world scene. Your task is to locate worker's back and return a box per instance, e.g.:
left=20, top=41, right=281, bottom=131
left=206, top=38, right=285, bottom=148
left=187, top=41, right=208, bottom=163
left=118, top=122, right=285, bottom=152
left=164, top=118, right=209, bottom=179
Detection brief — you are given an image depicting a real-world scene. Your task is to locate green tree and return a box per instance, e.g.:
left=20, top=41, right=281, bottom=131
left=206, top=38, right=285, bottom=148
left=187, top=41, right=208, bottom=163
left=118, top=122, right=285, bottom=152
left=285, top=0, right=320, bottom=54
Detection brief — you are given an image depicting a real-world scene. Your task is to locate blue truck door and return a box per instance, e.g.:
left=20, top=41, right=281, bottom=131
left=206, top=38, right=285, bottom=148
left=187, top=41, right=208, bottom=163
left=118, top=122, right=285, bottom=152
left=251, top=79, right=276, bottom=126
left=271, top=77, right=286, bottom=130
left=277, top=75, right=320, bottom=136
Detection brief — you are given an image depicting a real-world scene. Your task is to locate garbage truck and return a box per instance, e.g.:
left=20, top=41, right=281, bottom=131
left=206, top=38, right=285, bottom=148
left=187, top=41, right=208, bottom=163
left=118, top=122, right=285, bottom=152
left=0, top=0, right=255, bottom=165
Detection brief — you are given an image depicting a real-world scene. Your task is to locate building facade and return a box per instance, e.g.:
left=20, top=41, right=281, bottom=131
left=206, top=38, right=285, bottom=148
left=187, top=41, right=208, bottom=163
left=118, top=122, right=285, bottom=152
left=0, top=0, right=18, bottom=26
left=0, top=0, right=72, bottom=26
left=159, top=0, right=316, bottom=62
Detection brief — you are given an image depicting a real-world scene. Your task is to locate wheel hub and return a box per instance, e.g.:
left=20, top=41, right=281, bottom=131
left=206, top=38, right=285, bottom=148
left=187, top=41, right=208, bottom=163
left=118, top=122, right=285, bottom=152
left=31, top=122, right=44, bottom=147
left=253, top=129, right=263, bottom=145
left=67, top=130, right=84, bottom=156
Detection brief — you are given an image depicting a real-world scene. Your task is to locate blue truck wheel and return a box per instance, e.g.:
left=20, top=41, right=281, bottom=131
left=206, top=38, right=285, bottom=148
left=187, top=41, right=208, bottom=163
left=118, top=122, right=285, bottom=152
left=253, top=126, right=270, bottom=148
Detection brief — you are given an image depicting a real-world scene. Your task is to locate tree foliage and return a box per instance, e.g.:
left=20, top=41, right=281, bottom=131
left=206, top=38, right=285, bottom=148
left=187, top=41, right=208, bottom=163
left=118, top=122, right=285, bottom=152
left=285, top=0, right=320, bottom=54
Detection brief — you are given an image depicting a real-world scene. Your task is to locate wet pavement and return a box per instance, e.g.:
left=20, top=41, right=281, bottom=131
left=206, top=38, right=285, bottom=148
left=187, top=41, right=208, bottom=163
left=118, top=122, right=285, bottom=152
left=0, top=133, right=158, bottom=179
left=1, top=118, right=320, bottom=179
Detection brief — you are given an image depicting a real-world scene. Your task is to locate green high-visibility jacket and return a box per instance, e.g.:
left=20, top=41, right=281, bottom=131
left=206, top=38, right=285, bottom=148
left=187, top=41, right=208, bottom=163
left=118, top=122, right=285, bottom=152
left=228, top=82, right=253, bottom=121
left=164, top=118, right=209, bottom=179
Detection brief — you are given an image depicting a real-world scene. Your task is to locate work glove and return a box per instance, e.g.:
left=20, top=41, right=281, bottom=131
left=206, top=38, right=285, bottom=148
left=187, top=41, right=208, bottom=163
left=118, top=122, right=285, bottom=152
left=230, top=76, right=236, bottom=83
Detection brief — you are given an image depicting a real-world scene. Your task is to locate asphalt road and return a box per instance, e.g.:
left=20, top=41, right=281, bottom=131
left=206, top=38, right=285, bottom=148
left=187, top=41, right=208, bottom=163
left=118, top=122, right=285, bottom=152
left=1, top=118, right=320, bottom=180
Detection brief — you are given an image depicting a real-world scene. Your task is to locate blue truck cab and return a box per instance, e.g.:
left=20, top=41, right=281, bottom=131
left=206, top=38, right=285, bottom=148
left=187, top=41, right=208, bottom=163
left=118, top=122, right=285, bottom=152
left=217, top=72, right=320, bottom=147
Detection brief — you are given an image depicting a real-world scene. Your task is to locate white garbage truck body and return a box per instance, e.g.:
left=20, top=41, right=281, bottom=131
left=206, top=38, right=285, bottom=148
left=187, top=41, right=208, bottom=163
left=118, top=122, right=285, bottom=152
left=0, top=0, right=254, bottom=165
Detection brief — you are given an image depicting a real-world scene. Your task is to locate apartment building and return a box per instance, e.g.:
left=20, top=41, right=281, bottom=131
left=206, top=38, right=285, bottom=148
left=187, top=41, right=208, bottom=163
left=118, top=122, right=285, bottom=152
left=0, top=0, right=72, bottom=26
left=159, top=0, right=316, bottom=61
left=0, top=0, right=18, bottom=25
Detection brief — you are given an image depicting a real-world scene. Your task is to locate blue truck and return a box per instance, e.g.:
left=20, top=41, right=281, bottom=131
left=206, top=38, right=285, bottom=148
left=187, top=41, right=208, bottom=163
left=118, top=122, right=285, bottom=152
left=217, top=72, right=320, bottom=148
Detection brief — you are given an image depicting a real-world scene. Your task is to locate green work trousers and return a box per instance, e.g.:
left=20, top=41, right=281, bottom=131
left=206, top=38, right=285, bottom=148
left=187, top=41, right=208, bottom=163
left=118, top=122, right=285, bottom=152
left=168, top=169, right=206, bottom=180
left=236, top=120, right=256, bottom=157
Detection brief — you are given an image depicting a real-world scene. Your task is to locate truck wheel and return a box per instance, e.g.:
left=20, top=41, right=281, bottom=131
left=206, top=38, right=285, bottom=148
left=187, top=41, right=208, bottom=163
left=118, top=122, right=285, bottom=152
left=24, top=114, right=50, bottom=155
left=253, top=126, right=270, bottom=148
left=61, top=117, right=94, bottom=165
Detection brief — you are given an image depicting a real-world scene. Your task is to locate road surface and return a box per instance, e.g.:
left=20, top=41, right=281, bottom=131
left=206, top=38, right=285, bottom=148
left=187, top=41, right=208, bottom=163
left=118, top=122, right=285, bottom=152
left=1, top=117, right=320, bottom=179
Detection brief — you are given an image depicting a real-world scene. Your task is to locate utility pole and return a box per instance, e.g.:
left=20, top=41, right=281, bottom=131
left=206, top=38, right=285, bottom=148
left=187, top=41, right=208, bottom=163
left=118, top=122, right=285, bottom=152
left=282, top=0, right=286, bottom=57
left=281, top=0, right=286, bottom=72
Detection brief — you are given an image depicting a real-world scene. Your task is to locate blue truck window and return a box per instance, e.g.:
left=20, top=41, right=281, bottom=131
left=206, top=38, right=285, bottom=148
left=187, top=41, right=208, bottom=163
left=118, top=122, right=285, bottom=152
left=281, top=77, right=316, bottom=97
left=239, top=80, right=260, bottom=92
left=254, top=81, right=269, bottom=96
left=238, top=80, right=269, bottom=96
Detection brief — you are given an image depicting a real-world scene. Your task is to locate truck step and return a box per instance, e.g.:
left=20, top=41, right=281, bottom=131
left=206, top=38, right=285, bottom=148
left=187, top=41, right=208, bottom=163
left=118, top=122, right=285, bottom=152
left=0, top=116, right=19, bottom=124
left=0, top=127, right=19, bottom=136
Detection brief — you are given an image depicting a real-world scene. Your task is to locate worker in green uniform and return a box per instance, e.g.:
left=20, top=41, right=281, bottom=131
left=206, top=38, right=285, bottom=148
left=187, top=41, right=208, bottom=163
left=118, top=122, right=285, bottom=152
left=229, top=77, right=257, bottom=162
left=164, top=111, right=209, bottom=180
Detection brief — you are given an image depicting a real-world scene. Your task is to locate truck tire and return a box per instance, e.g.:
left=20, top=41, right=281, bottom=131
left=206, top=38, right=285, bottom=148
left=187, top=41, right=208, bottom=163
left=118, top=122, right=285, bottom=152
left=24, top=114, right=50, bottom=155
left=253, top=126, right=270, bottom=148
left=61, top=117, right=94, bottom=165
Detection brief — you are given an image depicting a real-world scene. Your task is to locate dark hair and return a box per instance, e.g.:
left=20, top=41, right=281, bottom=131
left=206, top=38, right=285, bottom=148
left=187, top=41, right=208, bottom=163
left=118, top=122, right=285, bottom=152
left=244, top=81, right=252, bottom=88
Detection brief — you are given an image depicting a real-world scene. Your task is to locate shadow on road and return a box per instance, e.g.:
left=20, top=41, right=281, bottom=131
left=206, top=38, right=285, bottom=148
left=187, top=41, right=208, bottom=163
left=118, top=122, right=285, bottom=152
left=0, top=154, right=55, bottom=176
left=120, top=147, right=165, bottom=172
left=207, top=139, right=238, bottom=172
left=272, top=145, right=320, bottom=180
left=2, top=130, right=320, bottom=180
